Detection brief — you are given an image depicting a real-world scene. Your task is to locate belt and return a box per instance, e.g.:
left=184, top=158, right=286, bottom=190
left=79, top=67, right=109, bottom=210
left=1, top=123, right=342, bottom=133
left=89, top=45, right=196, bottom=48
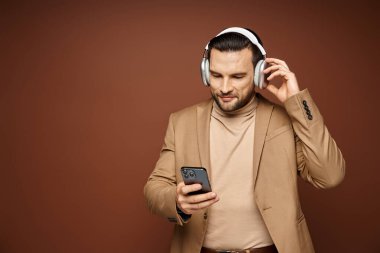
left=201, top=244, right=278, bottom=253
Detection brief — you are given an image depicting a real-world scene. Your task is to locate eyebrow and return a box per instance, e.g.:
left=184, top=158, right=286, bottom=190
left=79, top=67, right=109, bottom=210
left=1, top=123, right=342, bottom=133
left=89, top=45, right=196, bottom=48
left=209, top=70, right=221, bottom=75
left=209, top=70, right=247, bottom=76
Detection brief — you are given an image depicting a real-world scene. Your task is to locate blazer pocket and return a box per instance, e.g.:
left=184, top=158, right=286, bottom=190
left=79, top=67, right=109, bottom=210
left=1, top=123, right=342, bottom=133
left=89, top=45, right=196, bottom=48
left=265, top=124, right=293, bottom=142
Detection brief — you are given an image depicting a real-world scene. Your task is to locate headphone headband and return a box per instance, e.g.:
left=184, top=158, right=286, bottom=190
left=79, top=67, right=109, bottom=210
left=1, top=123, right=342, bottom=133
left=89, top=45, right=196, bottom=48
left=204, top=27, right=266, bottom=56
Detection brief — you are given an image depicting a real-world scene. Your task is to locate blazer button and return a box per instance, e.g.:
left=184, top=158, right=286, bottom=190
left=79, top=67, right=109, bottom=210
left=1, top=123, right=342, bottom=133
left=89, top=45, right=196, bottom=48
left=203, top=213, right=208, bottom=220
left=308, top=115, right=313, bottom=120
left=302, top=100, right=308, bottom=106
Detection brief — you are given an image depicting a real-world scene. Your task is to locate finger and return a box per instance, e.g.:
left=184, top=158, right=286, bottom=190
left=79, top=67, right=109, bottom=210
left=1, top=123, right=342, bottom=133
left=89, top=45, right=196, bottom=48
left=180, top=183, right=202, bottom=195
left=265, top=58, right=288, bottom=67
left=188, top=196, right=220, bottom=211
left=263, top=64, right=287, bottom=74
left=267, top=69, right=288, bottom=81
left=187, top=192, right=217, bottom=204
left=265, top=58, right=289, bottom=69
left=265, top=84, right=279, bottom=95
left=176, top=182, right=185, bottom=194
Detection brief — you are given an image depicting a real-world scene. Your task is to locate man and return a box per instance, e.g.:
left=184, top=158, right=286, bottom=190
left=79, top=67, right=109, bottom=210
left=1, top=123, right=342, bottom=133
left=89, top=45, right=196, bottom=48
left=144, top=27, right=345, bottom=253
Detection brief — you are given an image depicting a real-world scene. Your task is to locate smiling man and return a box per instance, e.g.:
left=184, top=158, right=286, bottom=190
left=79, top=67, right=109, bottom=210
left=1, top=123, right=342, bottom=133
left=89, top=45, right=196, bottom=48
left=144, top=27, right=345, bottom=253
left=209, top=48, right=255, bottom=112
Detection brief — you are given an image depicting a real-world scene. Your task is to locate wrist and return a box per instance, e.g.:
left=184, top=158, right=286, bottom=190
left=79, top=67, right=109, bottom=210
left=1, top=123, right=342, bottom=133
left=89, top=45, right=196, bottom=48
left=176, top=205, right=192, bottom=221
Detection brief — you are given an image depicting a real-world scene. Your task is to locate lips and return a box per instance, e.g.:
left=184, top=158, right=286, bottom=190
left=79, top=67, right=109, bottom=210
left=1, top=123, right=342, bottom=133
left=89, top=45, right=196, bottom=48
left=219, top=96, right=235, bottom=102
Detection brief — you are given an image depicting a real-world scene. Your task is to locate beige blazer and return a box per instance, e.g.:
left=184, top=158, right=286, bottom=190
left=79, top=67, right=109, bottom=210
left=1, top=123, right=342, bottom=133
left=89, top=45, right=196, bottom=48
left=144, top=89, right=345, bottom=253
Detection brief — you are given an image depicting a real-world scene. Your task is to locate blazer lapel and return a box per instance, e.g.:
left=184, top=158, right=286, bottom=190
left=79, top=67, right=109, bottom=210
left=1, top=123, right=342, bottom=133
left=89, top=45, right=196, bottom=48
left=195, top=96, right=273, bottom=185
left=253, top=94, right=274, bottom=188
left=196, top=99, right=213, bottom=174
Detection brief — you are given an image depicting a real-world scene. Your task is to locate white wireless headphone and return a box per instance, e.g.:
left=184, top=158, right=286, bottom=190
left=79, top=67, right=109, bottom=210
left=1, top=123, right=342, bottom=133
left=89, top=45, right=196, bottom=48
left=200, top=27, right=268, bottom=89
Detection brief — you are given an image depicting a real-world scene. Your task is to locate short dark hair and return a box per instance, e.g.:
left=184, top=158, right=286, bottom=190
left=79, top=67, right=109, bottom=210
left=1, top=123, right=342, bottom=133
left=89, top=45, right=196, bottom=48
left=207, top=28, right=264, bottom=67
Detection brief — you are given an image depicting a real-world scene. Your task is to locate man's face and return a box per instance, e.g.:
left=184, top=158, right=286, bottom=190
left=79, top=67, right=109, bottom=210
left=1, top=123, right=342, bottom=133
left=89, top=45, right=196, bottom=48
left=209, top=47, right=255, bottom=112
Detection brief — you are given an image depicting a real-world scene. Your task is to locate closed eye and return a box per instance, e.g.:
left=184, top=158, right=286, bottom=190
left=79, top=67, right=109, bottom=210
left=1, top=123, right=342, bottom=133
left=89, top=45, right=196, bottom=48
left=210, top=72, right=222, bottom=78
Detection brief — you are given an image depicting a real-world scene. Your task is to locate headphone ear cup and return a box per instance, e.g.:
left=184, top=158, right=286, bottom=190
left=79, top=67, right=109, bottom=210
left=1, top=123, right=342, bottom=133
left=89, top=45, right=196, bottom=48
left=254, top=60, right=268, bottom=89
left=200, top=58, right=210, bottom=86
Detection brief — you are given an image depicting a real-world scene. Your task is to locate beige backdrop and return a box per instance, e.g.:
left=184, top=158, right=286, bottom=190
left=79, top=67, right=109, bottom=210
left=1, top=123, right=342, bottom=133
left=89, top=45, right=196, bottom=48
left=1, top=0, right=379, bottom=252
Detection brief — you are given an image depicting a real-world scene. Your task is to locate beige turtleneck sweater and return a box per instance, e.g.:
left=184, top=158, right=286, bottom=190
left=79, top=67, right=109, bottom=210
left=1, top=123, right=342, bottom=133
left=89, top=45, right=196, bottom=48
left=203, top=95, right=273, bottom=250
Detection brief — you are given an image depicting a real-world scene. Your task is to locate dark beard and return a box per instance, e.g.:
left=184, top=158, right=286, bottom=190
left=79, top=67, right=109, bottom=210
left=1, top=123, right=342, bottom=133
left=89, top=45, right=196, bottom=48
left=211, top=88, right=255, bottom=112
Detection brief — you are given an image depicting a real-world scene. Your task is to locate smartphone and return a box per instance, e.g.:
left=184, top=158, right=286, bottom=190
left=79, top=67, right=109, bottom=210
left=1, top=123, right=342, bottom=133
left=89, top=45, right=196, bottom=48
left=180, top=166, right=212, bottom=195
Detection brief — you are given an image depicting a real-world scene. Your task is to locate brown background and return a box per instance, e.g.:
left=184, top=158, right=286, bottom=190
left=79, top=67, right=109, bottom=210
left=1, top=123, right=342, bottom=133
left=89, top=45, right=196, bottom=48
left=1, top=0, right=379, bottom=252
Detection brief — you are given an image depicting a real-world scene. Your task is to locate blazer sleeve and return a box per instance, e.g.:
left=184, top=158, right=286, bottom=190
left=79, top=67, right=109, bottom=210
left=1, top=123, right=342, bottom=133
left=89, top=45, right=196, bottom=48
left=284, top=89, right=346, bottom=189
left=143, top=113, right=187, bottom=225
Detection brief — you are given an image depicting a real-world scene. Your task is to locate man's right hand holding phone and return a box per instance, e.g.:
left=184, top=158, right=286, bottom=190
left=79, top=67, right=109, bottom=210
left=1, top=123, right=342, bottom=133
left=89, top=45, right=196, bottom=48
left=176, top=182, right=219, bottom=215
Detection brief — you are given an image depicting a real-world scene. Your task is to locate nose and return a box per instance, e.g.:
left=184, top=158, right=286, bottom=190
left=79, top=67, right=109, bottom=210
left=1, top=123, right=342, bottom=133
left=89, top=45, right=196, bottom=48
left=221, top=77, right=233, bottom=94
